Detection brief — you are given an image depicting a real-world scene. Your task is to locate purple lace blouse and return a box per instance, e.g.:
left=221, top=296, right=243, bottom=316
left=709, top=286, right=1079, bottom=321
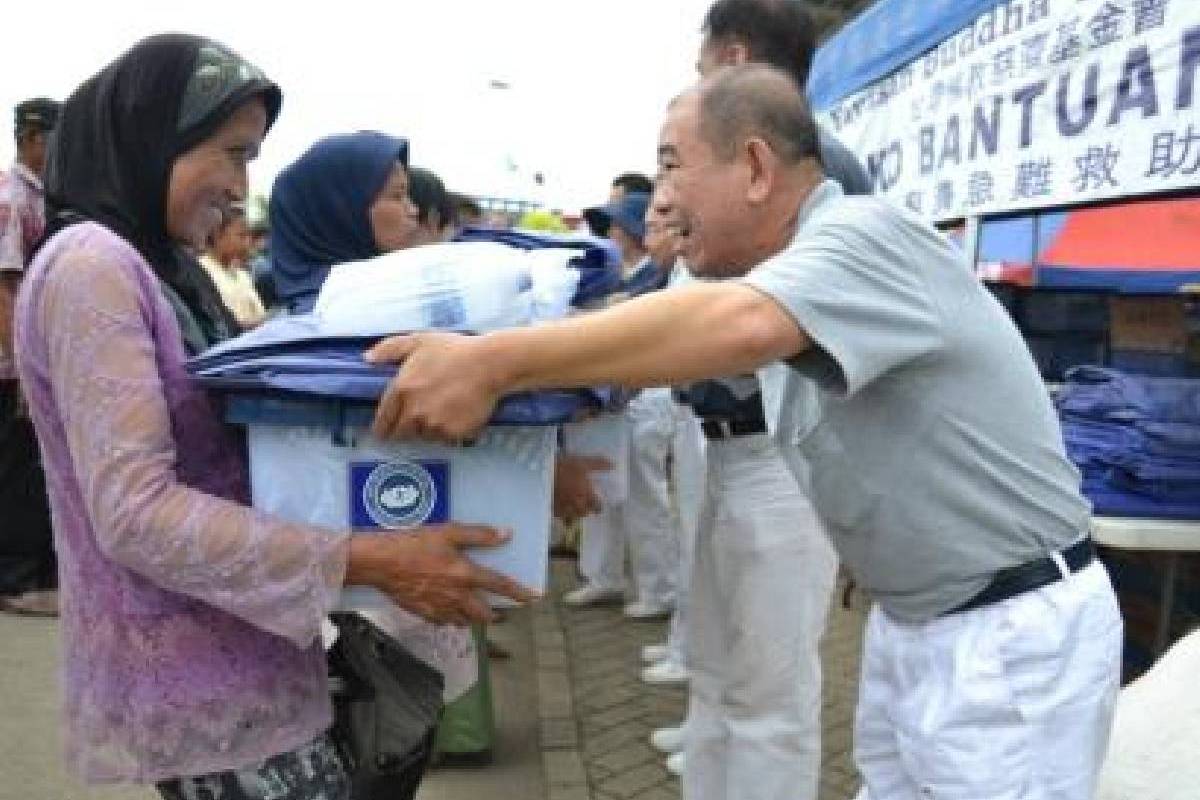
left=14, top=222, right=351, bottom=784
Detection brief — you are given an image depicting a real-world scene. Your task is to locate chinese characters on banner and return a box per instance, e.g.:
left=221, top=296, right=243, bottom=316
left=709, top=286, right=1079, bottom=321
left=822, top=0, right=1200, bottom=222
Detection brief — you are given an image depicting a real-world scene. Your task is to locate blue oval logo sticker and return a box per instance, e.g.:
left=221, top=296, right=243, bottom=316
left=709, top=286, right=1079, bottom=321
left=362, top=460, right=437, bottom=528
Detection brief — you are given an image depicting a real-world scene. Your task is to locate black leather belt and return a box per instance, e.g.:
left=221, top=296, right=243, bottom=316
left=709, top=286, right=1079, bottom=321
left=949, top=537, right=1095, bottom=615
left=701, top=417, right=768, bottom=440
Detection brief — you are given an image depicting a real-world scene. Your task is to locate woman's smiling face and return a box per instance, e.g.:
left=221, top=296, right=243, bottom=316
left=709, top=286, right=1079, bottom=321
left=165, top=97, right=267, bottom=250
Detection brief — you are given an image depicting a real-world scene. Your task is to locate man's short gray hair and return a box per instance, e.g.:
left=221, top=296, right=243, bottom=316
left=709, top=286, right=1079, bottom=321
left=697, top=64, right=820, bottom=166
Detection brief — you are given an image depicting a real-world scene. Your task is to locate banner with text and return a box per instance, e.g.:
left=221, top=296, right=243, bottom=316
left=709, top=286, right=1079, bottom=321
left=822, top=0, right=1200, bottom=222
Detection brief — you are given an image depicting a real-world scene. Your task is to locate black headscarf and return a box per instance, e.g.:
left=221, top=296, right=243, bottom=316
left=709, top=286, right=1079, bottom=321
left=41, top=33, right=282, bottom=350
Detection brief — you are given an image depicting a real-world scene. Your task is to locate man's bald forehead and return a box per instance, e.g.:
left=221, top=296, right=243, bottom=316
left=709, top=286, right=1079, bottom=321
left=693, top=63, right=819, bottom=165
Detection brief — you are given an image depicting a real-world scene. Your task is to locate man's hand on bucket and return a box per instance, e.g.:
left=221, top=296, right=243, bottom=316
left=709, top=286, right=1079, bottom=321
left=346, top=523, right=539, bottom=625
left=367, top=332, right=503, bottom=444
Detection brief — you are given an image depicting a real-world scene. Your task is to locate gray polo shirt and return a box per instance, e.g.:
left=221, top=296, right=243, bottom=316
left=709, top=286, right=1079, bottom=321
left=742, top=180, right=1091, bottom=622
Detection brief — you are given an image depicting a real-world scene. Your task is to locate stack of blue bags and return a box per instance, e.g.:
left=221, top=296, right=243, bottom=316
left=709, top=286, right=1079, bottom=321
left=187, top=223, right=627, bottom=428
left=187, top=317, right=610, bottom=429
left=1059, top=366, right=1200, bottom=518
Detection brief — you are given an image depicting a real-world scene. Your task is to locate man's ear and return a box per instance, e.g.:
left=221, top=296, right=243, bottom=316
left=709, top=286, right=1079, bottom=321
left=718, top=39, right=752, bottom=67
left=744, top=137, right=776, bottom=205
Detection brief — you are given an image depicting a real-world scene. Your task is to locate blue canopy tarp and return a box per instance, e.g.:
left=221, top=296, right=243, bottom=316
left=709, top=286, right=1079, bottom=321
left=808, top=0, right=1007, bottom=110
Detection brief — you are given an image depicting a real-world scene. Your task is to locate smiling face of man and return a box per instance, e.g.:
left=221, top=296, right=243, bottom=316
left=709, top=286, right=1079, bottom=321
left=655, top=89, right=757, bottom=278
left=655, top=66, right=826, bottom=279
left=643, top=201, right=679, bottom=269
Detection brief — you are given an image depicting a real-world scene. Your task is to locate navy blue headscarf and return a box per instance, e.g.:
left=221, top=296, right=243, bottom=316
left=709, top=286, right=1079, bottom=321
left=269, top=131, right=408, bottom=312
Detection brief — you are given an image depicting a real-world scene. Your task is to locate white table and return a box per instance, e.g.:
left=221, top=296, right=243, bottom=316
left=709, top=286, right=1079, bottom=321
left=1092, top=516, right=1200, bottom=655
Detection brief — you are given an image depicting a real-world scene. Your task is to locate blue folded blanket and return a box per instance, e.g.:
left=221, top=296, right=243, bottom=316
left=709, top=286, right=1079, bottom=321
left=1059, top=366, right=1200, bottom=423
left=1060, top=367, right=1200, bottom=518
left=187, top=327, right=613, bottom=426
left=1081, top=470, right=1200, bottom=519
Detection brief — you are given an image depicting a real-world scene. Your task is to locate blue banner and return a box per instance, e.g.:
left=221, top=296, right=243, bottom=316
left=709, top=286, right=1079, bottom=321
left=810, top=0, right=1012, bottom=110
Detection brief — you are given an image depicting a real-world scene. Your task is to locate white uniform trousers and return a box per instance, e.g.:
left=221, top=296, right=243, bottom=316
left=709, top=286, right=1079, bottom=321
left=684, top=433, right=838, bottom=800
left=577, top=501, right=628, bottom=591
left=620, top=388, right=683, bottom=605
left=575, top=414, right=631, bottom=592
left=578, top=391, right=682, bottom=605
left=854, top=559, right=1122, bottom=800
left=666, top=406, right=706, bottom=665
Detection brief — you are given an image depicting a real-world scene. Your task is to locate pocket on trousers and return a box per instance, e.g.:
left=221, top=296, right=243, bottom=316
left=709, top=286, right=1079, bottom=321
left=893, top=630, right=1031, bottom=800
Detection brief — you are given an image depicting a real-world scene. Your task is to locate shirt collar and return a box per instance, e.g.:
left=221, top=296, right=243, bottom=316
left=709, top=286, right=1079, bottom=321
left=11, top=160, right=43, bottom=194
left=789, top=178, right=843, bottom=245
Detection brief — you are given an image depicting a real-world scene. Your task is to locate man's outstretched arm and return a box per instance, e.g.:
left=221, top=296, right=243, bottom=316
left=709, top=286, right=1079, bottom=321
left=367, top=281, right=808, bottom=441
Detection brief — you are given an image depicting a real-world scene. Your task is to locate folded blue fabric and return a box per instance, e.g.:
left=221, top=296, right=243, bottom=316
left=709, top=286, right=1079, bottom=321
left=1059, top=366, right=1200, bottom=423
left=187, top=326, right=612, bottom=426
left=1109, top=454, right=1200, bottom=493
left=1134, top=420, right=1200, bottom=458
left=1061, top=417, right=1136, bottom=457
left=1060, top=367, right=1200, bottom=518
left=222, top=389, right=601, bottom=429
left=1082, top=473, right=1200, bottom=518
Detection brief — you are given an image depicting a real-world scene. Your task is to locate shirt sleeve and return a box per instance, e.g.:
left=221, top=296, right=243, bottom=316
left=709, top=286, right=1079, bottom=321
left=741, top=200, right=945, bottom=397
left=39, top=242, right=351, bottom=647
left=236, top=270, right=267, bottom=327
left=0, top=191, right=23, bottom=273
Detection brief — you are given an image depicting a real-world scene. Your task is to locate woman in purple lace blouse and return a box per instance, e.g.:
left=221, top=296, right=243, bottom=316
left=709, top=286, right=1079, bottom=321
left=14, top=34, right=531, bottom=800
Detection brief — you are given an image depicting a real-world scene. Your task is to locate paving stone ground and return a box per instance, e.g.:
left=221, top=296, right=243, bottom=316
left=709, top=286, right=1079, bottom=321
left=534, top=558, right=869, bottom=800
left=0, top=606, right=544, bottom=800
left=1, top=554, right=865, bottom=800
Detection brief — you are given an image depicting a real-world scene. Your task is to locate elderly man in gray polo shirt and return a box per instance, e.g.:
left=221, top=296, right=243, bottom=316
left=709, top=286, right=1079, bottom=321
left=369, top=64, right=1123, bottom=800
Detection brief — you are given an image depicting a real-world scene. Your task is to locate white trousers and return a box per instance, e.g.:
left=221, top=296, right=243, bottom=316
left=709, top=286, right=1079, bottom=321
left=621, top=389, right=682, bottom=605
left=578, top=500, right=627, bottom=591
left=577, top=391, right=681, bottom=605
left=666, top=407, right=706, bottom=664
left=854, top=560, right=1123, bottom=800
left=684, top=434, right=838, bottom=800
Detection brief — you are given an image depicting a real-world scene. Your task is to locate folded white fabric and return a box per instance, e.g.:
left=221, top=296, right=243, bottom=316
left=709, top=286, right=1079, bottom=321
left=314, top=241, right=580, bottom=336
left=1096, top=629, right=1200, bottom=800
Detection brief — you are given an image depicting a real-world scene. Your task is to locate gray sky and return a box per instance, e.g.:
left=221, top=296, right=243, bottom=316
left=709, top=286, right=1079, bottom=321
left=2, top=0, right=714, bottom=212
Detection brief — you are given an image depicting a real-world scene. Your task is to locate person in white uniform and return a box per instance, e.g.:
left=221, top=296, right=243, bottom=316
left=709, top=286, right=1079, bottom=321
left=651, top=0, right=875, bottom=774
left=657, top=372, right=837, bottom=796
left=565, top=191, right=682, bottom=619
left=369, top=65, right=1124, bottom=800
left=639, top=212, right=707, bottom=685
left=642, top=389, right=705, bottom=681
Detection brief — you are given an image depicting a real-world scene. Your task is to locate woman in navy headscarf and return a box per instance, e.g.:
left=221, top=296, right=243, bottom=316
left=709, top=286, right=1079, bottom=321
left=269, top=132, right=418, bottom=313
left=271, top=133, right=483, bottom=799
